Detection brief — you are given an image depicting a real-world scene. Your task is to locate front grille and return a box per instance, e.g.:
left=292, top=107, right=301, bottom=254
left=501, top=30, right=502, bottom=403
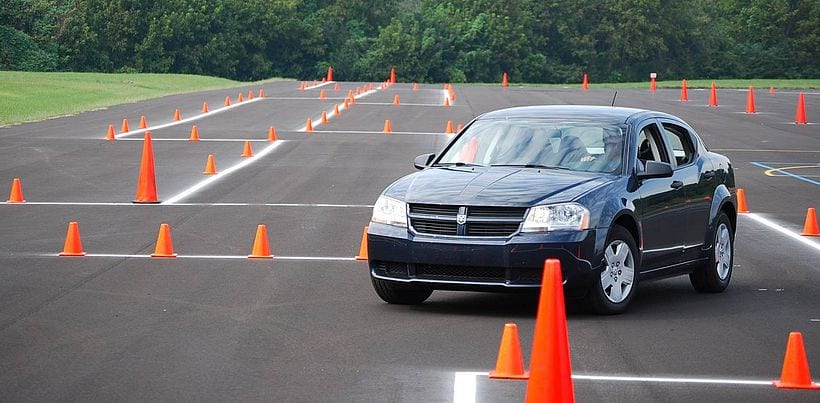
left=415, top=264, right=506, bottom=281
left=408, top=204, right=526, bottom=237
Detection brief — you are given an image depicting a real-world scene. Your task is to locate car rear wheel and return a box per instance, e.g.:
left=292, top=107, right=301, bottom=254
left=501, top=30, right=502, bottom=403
left=586, top=225, right=639, bottom=315
left=371, top=277, right=433, bottom=304
left=690, top=212, right=733, bottom=293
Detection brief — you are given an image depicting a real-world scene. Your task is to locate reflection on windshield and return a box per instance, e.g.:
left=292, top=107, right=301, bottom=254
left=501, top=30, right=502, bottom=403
left=436, top=120, right=626, bottom=174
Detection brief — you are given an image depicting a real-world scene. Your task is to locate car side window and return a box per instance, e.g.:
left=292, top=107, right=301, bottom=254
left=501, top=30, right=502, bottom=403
left=661, top=123, right=696, bottom=167
left=636, top=123, right=669, bottom=169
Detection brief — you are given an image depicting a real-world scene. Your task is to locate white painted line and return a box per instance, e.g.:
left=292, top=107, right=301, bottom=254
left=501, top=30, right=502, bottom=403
left=41, top=253, right=356, bottom=261
left=115, top=97, right=265, bottom=139
left=357, top=102, right=450, bottom=107
left=742, top=213, right=820, bottom=253
left=0, top=202, right=373, bottom=208
left=117, top=138, right=274, bottom=142
left=161, top=140, right=285, bottom=204
left=297, top=88, right=381, bottom=132
left=313, top=130, right=446, bottom=135
left=453, top=372, right=482, bottom=403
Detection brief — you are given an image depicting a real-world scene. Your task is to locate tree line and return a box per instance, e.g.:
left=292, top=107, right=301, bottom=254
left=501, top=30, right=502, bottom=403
left=1, top=0, right=818, bottom=83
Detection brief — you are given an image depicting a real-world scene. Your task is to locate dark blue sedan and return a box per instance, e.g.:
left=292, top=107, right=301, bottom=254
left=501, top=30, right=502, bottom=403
left=367, top=105, right=737, bottom=314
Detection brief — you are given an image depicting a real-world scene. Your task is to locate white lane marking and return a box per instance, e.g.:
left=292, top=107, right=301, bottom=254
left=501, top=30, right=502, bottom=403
left=42, top=253, right=356, bottom=261
left=115, top=97, right=264, bottom=139
left=810, top=319, right=820, bottom=322
left=356, top=102, right=451, bottom=107
left=161, top=141, right=285, bottom=204
left=117, top=138, right=275, bottom=142
left=712, top=149, right=820, bottom=153
left=453, top=372, right=482, bottom=403
left=0, top=202, right=373, bottom=207
left=297, top=88, right=379, bottom=132
left=443, top=89, right=453, bottom=105
left=313, top=130, right=446, bottom=135
left=742, top=213, right=820, bottom=253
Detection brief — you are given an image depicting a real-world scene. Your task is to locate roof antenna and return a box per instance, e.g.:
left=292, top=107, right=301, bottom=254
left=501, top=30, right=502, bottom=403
left=610, top=91, right=618, bottom=106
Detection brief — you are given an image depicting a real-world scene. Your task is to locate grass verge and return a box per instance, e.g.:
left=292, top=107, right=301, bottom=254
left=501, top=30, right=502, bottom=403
left=0, top=71, right=281, bottom=126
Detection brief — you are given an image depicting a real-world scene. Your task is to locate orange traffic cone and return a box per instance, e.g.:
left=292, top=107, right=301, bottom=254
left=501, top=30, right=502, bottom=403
left=746, top=86, right=756, bottom=114
left=134, top=132, right=159, bottom=203
left=248, top=90, right=255, bottom=100
left=313, top=80, right=318, bottom=86
left=248, top=224, right=273, bottom=258
left=355, top=226, right=368, bottom=260
left=737, top=188, right=750, bottom=213
left=319, top=90, right=326, bottom=99
left=795, top=92, right=807, bottom=124
left=106, top=124, right=116, bottom=141
left=393, top=95, right=400, bottom=105
left=299, top=81, right=306, bottom=90
left=150, top=223, right=177, bottom=258
left=203, top=154, right=217, bottom=174
left=582, top=73, right=589, bottom=91
left=139, top=115, right=148, bottom=129
left=259, top=89, right=265, bottom=98
left=769, top=86, right=775, bottom=94
left=650, top=77, right=656, bottom=92
left=237, top=93, right=244, bottom=102
left=488, top=323, right=528, bottom=379
left=412, top=83, right=419, bottom=91
left=334, top=104, right=341, bottom=116
left=343, top=98, right=350, bottom=109
left=801, top=208, right=819, bottom=236
left=445, top=121, right=454, bottom=134
left=189, top=125, right=200, bottom=141
left=708, top=82, right=718, bottom=107
left=774, top=332, right=820, bottom=389
left=456, top=124, right=463, bottom=133
left=241, top=140, right=254, bottom=157
left=305, top=119, right=314, bottom=132
left=267, top=126, right=278, bottom=141
left=390, top=67, right=397, bottom=83
left=59, top=221, right=86, bottom=256
left=173, top=109, right=181, bottom=121
left=121, top=118, right=130, bottom=133
left=524, top=259, right=575, bottom=402
left=327, top=66, right=333, bottom=82
left=444, top=97, right=451, bottom=107
left=356, top=86, right=362, bottom=95
left=383, top=120, right=393, bottom=133
left=334, top=83, right=340, bottom=91
left=225, top=96, right=231, bottom=106
left=680, top=79, right=689, bottom=101
left=6, top=178, right=25, bottom=203
left=502, top=72, right=509, bottom=87
left=321, top=111, right=329, bottom=124
left=202, top=101, right=209, bottom=113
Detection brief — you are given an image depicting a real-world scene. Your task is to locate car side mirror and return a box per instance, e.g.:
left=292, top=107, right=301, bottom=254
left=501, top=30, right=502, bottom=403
left=636, top=160, right=673, bottom=179
left=414, top=153, right=436, bottom=170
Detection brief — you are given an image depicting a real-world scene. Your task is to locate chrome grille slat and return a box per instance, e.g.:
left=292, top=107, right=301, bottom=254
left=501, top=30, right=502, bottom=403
left=408, top=204, right=526, bottom=237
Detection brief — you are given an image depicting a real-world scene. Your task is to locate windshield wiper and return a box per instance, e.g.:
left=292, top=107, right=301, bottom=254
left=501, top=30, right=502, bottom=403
left=491, top=164, right=571, bottom=170
left=434, top=162, right=484, bottom=167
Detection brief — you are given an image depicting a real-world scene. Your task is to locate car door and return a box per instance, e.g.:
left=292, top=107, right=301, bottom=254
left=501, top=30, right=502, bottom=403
left=659, top=120, right=712, bottom=262
left=633, top=120, right=689, bottom=270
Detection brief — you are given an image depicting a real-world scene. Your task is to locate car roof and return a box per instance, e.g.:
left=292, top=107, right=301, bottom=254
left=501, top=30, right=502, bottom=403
left=477, top=105, right=674, bottom=125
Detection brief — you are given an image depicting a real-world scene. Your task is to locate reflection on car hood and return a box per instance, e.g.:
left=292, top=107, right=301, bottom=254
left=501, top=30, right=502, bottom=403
left=387, top=166, right=612, bottom=206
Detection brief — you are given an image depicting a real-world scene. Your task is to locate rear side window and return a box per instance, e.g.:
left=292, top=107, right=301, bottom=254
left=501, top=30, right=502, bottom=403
left=662, top=123, right=696, bottom=167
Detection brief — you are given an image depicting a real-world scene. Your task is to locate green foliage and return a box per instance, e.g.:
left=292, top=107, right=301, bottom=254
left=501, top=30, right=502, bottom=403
left=1, top=0, right=818, bottom=82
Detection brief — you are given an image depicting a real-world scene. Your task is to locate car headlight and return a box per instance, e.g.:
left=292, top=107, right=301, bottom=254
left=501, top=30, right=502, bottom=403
left=371, top=195, right=408, bottom=227
left=521, top=203, right=590, bottom=232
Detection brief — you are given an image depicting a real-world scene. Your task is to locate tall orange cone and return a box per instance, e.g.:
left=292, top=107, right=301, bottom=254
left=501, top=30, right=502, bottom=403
left=201, top=101, right=209, bottom=113
left=525, top=259, right=575, bottom=402
left=502, top=72, right=509, bottom=87
left=445, top=120, right=454, bottom=134
left=393, top=95, right=400, bottom=105
left=58, top=221, right=86, bottom=256
left=139, top=115, right=148, bottom=129
left=237, top=92, right=244, bottom=102
left=241, top=140, right=254, bottom=157
left=708, top=82, right=718, bottom=107
left=801, top=208, right=819, bottom=236
left=305, top=118, right=314, bottom=132
left=680, top=79, right=689, bottom=101
left=248, top=90, right=255, bottom=99
left=769, top=86, right=775, bottom=94
left=121, top=118, right=130, bottom=133
left=390, top=67, right=396, bottom=83
left=326, top=66, right=334, bottom=82
left=334, top=104, right=341, bottom=116
left=134, top=132, right=159, bottom=203
left=319, top=90, right=326, bottom=99
left=225, top=96, right=231, bottom=106
left=267, top=126, right=278, bottom=141
left=343, top=98, right=350, bottom=109
left=488, top=323, right=528, bottom=379
left=6, top=178, right=25, bottom=203
left=355, top=226, right=368, bottom=260
left=321, top=111, right=329, bottom=124
left=248, top=224, right=273, bottom=258
left=173, top=109, right=181, bottom=121
left=383, top=120, right=393, bottom=133
left=189, top=125, right=200, bottom=141
left=774, top=332, right=820, bottom=389
left=745, top=86, right=756, bottom=113
left=106, top=124, right=116, bottom=141
left=203, top=154, right=217, bottom=174
left=737, top=188, right=750, bottom=213
left=259, top=89, right=265, bottom=97
left=795, top=92, right=807, bottom=124
left=581, top=73, right=589, bottom=91
left=150, top=223, right=177, bottom=258
left=650, top=76, right=657, bottom=92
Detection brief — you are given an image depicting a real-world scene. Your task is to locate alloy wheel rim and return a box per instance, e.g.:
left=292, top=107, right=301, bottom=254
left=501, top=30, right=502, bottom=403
left=715, top=223, right=732, bottom=280
left=600, top=240, right=635, bottom=304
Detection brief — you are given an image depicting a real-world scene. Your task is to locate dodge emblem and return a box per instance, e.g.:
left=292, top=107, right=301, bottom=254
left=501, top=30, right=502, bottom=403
left=456, top=214, right=467, bottom=225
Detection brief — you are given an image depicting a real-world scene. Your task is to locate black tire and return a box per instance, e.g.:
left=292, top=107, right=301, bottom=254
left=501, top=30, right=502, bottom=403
left=585, top=225, right=640, bottom=315
left=371, top=277, right=433, bottom=305
left=690, top=212, right=733, bottom=293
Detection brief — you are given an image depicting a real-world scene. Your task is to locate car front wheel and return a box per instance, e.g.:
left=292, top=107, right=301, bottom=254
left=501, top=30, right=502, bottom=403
left=586, top=225, right=639, bottom=315
left=371, top=277, right=433, bottom=304
left=690, top=212, right=733, bottom=293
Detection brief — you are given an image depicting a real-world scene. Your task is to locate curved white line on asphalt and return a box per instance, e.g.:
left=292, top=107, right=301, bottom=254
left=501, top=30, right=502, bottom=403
left=743, top=213, right=820, bottom=253
left=1, top=202, right=374, bottom=207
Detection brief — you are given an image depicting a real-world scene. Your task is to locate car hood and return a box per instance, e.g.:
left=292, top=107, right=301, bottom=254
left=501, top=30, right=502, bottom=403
left=386, top=166, right=613, bottom=206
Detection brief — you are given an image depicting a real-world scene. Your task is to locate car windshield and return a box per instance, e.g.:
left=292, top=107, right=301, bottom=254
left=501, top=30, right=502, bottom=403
left=435, top=119, right=626, bottom=174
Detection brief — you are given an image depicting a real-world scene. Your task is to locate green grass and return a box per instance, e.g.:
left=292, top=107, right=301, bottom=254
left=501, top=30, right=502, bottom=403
left=0, top=71, right=281, bottom=126
left=513, top=78, right=820, bottom=90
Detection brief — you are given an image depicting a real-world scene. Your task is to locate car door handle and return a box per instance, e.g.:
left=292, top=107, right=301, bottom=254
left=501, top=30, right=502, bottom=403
left=703, top=171, right=715, bottom=180
left=670, top=180, right=684, bottom=189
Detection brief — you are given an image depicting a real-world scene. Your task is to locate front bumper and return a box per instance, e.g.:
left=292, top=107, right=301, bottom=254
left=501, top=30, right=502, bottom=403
left=367, top=223, right=599, bottom=292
